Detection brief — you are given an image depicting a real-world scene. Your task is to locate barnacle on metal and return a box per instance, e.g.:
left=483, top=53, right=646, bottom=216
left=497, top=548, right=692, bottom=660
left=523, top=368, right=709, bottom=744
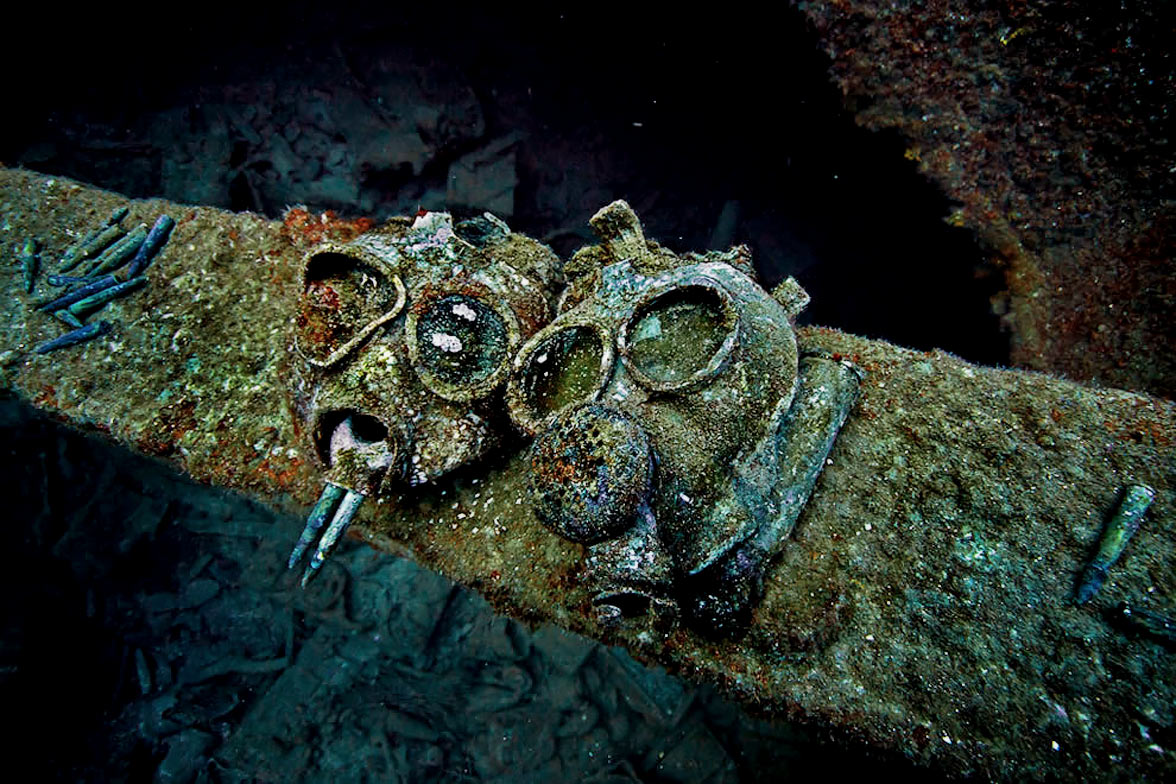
left=286, top=209, right=563, bottom=584
left=507, top=200, right=862, bottom=637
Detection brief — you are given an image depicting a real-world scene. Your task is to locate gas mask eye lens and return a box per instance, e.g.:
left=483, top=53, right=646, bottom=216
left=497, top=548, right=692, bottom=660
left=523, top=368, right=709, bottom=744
left=296, top=251, right=406, bottom=369
left=620, top=284, right=738, bottom=391
left=411, top=294, right=509, bottom=398
left=519, top=326, right=608, bottom=421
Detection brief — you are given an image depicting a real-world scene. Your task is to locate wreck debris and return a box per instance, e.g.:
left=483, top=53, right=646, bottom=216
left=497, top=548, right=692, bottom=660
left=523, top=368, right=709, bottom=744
left=1, top=168, right=1173, bottom=780
left=796, top=2, right=1175, bottom=397
left=1075, top=483, right=1156, bottom=604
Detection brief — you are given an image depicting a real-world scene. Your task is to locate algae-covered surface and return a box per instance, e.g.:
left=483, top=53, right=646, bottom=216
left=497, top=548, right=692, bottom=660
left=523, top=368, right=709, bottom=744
left=1, top=167, right=1173, bottom=779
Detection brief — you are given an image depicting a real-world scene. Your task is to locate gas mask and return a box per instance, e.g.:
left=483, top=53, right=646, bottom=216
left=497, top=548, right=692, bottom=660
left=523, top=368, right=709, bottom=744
left=507, top=201, right=861, bottom=638
left=286, top=211, right=560, bottom=585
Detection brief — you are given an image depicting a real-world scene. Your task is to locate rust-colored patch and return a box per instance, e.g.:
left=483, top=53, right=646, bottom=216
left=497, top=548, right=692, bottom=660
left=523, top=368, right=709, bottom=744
left=255, top=454, right=305, bottom=489
left=281, top=208, right=376, bottom=248
left=137, top=399, right=197, bottom=456
left=33, top=384, right=58, bottom=408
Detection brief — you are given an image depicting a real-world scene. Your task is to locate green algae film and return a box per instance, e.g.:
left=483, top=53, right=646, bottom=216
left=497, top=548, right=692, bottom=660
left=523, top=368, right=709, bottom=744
left=627, top=288, right=730, bottom=384
left=518, top=326, right=606, bottom=418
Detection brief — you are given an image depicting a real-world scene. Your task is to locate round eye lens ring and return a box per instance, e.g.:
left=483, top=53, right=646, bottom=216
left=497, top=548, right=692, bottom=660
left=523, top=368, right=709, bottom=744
left=294, top=245, right=407, bottom=370
left=507, top=321, right=614, bottom=436
left=406, top=286, right=520, bottom=403
left=617, top=280, right=740, bottom=394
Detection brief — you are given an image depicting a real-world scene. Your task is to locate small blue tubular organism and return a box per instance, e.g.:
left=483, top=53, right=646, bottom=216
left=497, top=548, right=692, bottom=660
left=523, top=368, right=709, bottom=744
left=47, top=274, right=93, bottom=287
left=36, top=274, right=121, bottom=312
left=66, top=276, right=147, bottom=317
left=82, top=223, right=148, bottom=276
left=287, top=482, right=348, bottom=571
left=58, top=207, right=128, bottom=272
left=124, top=215, right=175, bottom=278
left=34, top=321, right=112, bottom=354
left=1075, top=483, right=1156, bottom=604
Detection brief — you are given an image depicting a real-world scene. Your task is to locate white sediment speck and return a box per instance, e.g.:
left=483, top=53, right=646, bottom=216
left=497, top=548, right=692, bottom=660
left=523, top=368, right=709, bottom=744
left=431, top=332, right=463, bottom=353
left=452, top=302, right=478, bottom=321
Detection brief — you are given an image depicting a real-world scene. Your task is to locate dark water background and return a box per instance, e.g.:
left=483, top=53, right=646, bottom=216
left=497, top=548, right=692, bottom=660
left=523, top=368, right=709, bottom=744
left=0, top=4, right=994, bottom=780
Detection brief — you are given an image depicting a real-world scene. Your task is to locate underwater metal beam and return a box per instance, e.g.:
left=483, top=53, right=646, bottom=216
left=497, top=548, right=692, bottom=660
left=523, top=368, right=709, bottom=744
left=0, top=168, right=1172, bottom=781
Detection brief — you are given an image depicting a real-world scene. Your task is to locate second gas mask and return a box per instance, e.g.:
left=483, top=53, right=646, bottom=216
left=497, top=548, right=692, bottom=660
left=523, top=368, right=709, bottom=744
left=507, top=201, right=860, bottom=637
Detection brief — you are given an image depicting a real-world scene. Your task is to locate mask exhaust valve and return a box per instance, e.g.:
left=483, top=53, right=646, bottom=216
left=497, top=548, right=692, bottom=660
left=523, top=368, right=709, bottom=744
left=287, top=482, right=347, bottom=571
left=287, top=413, right=397, bottom=586
left=299, top=486, right=366, bottom=587
left=287, top=482, right=368, bottom=587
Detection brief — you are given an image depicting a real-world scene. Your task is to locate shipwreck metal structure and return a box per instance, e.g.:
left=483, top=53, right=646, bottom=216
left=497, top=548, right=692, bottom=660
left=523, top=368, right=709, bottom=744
left=1, top=167, right=1173, bottom=780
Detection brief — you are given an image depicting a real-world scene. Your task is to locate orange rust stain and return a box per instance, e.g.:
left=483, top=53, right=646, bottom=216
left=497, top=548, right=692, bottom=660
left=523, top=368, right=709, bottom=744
left=536, top=455, right=579, bottom=485
left=33, top=385, right=58, bottom=408
left=138, top=400, right=197, bottom=456
left=255, top=455, right=305, bottom=488
left=281, top=208, right=375, bottom=248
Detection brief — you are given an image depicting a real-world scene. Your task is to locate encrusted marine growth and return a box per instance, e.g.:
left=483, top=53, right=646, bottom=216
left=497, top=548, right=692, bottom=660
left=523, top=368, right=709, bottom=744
left=507, top=201, right=861, bottom=637
left=287, top=210, right=562, bottom=585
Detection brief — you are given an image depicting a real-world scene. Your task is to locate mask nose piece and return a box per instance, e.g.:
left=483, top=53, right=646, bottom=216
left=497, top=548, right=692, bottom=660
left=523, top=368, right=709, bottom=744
left=530, top=403, right=653, bottom=545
